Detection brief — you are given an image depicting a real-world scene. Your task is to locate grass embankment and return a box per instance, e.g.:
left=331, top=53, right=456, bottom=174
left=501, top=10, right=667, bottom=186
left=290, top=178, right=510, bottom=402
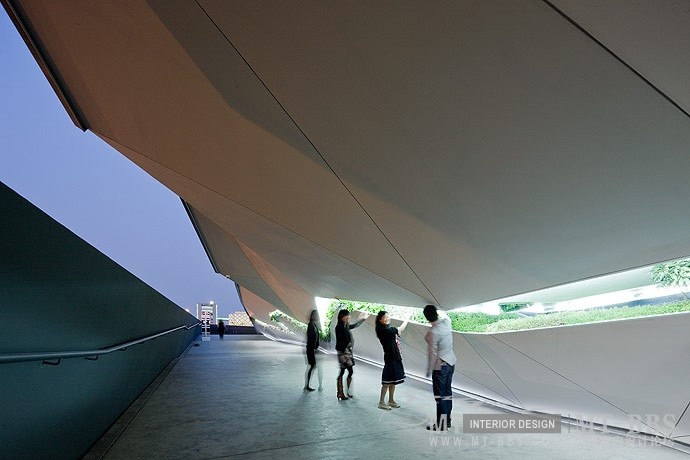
left=328, top=299, right=690, bottom=334
left=482, top=301, right=690, bottom=333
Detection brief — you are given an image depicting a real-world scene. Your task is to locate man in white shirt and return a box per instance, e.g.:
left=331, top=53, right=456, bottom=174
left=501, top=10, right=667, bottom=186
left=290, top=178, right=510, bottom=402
left=424, top=304, right=457, bottom=431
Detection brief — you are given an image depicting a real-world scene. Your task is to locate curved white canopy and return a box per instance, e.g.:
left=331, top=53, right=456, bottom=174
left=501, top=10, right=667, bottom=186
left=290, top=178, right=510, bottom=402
left=7, top=0, right=690, bottom=321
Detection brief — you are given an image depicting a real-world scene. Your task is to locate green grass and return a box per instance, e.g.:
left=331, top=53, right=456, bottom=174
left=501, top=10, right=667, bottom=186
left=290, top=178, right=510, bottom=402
left=321, top=298, right=690, bottom=335
left=483, top=301, right=690, bottom=333
left=446, top=311, right=520, bottom=332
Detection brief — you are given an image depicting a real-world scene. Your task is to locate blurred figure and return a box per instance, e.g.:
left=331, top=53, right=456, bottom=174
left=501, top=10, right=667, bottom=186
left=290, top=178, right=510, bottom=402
left=335, top=309, right=369, bottom=400
left=375, top=311, right=408, bottom=410
left=218, top=320, right=225, bottom=340
left=424, top=304, right=457, bottom=431
left=304, top=309, right=323, bottom=391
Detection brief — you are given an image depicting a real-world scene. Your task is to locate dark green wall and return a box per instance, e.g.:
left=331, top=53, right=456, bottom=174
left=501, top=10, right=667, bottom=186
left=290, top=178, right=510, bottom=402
left=0, top=181, right=199, bottom=460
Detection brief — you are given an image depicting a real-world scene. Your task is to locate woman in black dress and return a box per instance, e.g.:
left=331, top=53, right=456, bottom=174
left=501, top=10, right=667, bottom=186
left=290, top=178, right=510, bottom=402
left=335, top=309, right=369, bottom=400
left=375, top=311, right=408, bottom=410
left=304, top=309, right=322, bottom=391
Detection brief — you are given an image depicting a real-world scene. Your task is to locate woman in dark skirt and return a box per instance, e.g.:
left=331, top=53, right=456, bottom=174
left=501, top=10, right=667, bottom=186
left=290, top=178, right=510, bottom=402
left=375, top=311, right=408, bottom=410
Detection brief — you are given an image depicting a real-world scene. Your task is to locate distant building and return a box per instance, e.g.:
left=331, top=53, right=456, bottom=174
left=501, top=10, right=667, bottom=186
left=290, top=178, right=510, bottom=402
left=228, top=311, right=252, bottom=326
left=196, top=302, right=218, bottom=328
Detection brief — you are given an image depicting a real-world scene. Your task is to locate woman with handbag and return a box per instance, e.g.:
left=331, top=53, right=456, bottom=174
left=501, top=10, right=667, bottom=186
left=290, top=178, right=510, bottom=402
left=334, top=309, right=369, bottom=400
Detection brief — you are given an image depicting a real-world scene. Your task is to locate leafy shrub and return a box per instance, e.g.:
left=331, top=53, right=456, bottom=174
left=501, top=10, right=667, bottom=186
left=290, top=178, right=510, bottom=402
left=651, top=258, right=690, bottom=288
left=651, top=259, right=690, bottom=300
left=329, top=299, right=420, bottom=320
left=499, top=302, right=532, bottom=313
left=268, top=310, right=307, bottom=331
left=320, top=303, right=339, bottom=342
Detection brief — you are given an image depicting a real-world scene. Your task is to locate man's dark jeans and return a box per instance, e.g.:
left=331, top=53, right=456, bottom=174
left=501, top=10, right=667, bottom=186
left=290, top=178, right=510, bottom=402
left=432, top=363, right=454, bottom=429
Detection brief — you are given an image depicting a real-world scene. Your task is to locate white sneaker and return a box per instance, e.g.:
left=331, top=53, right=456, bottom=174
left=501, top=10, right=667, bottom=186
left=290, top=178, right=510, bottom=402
left=378, top=403, right=391, bottom=410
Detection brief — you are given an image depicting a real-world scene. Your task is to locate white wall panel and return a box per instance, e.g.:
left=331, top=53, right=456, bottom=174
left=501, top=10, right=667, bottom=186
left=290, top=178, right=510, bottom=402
left=331, top=311, right=690, bottom=440
left=490, top=313, right=690, bottom=437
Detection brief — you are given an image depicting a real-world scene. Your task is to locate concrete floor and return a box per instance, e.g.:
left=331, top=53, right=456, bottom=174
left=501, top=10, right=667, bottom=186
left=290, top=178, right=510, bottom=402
left=85, top=335, right=689, bottom=459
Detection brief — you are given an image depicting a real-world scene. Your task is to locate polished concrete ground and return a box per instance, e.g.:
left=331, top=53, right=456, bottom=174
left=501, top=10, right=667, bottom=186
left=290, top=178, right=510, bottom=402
left=85, top=335, right=689, bottom=459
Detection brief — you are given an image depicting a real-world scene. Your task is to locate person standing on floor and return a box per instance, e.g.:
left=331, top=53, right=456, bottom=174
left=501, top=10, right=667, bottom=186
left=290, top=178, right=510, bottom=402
left=304, top=309, right=323, bottom=392
left=424, top=304, right=457, bottom=431
left=218, top=320, right=225, bottom=340
left=335, top=309, right=370, bottom=400
left=375, top=311, right=408, bottom=410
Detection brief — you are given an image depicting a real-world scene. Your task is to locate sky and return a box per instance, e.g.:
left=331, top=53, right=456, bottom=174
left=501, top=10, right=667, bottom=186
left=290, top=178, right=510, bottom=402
left=0, top=12, right=243, bottom=318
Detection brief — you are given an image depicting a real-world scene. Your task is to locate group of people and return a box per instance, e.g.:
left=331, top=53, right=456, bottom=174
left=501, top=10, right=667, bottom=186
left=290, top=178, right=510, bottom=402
left=304, top=304, right=457, bottom=431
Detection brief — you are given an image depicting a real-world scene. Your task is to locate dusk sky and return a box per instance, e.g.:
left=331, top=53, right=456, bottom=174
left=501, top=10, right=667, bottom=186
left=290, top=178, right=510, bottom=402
left=0, top=12, right=243, bottom=318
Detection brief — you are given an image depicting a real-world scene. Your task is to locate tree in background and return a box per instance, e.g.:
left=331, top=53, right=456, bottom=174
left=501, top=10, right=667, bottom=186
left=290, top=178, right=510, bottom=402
left=651, top=258, right=690, bottom=300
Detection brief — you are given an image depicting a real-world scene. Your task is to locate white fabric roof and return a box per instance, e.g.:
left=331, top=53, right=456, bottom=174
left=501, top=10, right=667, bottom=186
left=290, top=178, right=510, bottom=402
left=7, top=0, right=690, bottom=321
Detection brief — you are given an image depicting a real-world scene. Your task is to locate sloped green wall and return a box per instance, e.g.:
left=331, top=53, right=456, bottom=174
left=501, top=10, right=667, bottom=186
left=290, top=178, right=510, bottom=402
left=0, top=181, right=199, bottom=460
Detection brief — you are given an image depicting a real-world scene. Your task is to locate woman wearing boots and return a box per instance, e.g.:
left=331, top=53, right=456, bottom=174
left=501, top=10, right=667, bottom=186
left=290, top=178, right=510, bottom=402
left=304, top=309, right=323, bottom=391
left=375, top=311, right=408, bottom=410
left=334, top=309, right=369, bottom=400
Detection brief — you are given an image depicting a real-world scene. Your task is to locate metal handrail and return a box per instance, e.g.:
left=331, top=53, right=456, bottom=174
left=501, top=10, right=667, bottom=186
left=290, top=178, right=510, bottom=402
left=0, top=323, right=201, bottom=365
